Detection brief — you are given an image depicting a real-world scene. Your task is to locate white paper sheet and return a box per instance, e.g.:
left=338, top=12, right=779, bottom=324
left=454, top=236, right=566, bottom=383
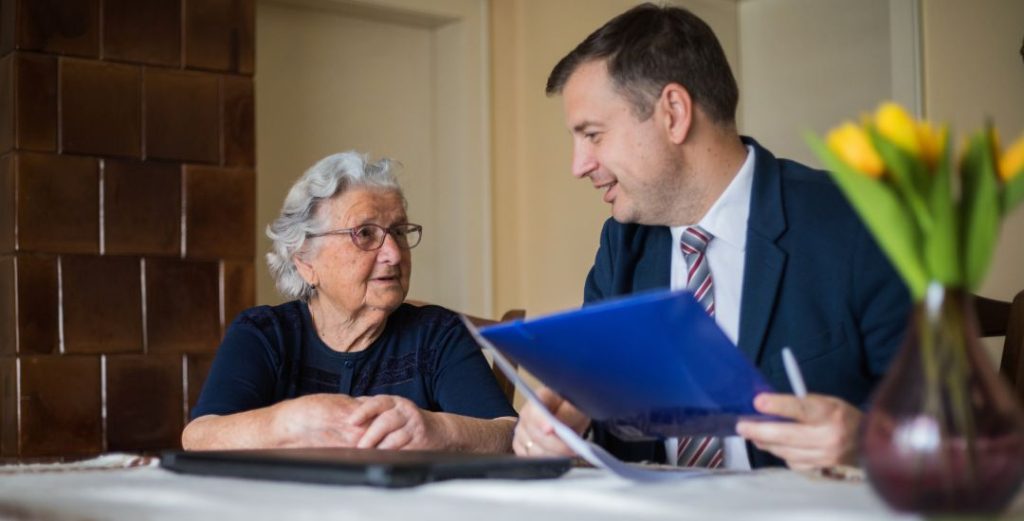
left=461, top=316, right=707, bottom=482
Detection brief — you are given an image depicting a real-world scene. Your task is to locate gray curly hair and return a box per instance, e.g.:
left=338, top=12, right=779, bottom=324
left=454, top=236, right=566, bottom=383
left=266, top=151, right=403, bottom=301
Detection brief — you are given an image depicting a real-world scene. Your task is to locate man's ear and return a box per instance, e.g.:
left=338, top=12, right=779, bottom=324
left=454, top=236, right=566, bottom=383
left=658, top=83, right=693, bottom=145
left=293, top=253, right=318, bottom=288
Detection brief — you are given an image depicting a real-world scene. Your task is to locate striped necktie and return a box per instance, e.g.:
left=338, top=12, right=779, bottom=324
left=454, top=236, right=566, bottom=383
left=676, top=226, right=724, bottom=468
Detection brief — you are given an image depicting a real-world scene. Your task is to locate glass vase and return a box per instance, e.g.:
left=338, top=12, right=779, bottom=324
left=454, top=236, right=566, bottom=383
left=862, top=284, right=1024, bottom=514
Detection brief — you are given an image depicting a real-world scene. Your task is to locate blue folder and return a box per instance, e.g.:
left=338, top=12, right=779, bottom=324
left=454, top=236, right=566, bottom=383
left=479, top=290, right=776, bottom=438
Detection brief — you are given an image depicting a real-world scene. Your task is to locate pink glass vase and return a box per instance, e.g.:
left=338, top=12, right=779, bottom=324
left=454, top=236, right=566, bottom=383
left=862, top=285, right=1024, bottom=514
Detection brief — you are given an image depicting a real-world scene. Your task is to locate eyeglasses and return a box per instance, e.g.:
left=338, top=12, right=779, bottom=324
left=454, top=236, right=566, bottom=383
left=307, top=223, right=423, bottom=251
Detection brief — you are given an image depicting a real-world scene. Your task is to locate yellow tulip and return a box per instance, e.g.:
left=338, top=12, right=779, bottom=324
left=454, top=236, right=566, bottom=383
left=827, top=122, right=885, bottom=178
left=916, top=121, right=946, bottom=169
left=1000, top=134, right=1024, bottom=181
left=875, top=102, right=921, bottom=158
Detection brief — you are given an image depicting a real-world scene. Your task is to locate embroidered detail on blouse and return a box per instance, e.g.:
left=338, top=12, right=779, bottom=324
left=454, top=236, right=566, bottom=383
left=298, top=366, right=341, bottom=394
left=353, top=345, right=438, bottom=394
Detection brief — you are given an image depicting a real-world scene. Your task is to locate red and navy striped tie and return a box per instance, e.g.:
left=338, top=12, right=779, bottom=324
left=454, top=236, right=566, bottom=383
left=676, top=226, right=724, bottom=468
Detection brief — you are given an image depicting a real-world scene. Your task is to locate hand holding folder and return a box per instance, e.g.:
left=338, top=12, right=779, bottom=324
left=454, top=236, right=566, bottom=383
left=478, top=290, right=776, bottom=439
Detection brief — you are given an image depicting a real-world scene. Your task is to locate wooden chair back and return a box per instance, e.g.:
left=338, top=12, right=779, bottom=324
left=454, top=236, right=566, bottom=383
left=975, top=291, right=1024, bottom=403
left=462, top=309, right=524, bottom=405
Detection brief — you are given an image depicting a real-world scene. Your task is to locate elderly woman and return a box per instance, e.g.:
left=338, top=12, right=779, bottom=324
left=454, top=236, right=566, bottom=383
left=182, top=152, right=516, bottom=452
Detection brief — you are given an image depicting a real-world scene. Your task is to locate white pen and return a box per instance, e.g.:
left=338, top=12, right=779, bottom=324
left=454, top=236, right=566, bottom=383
left=781, top=347, right=807, bottom=398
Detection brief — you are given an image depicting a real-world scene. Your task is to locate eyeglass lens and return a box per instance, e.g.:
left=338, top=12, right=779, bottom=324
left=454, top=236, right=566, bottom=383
left=352, top=224, right=421, bottom=250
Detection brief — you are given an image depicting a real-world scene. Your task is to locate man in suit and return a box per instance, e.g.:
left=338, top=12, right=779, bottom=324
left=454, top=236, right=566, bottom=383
left=512, top=3, right=910, bottom=469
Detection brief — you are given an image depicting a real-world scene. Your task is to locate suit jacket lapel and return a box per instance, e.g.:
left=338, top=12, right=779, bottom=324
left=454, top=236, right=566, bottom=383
left=738, top=138, right=787, bottom=364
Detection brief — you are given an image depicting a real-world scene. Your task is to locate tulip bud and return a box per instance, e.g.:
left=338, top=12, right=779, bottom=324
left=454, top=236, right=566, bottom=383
left=827, top=122, right=885, bottom=178
left=1000, top=134, right=1024, bottom=181
left=875, top=102, right=921, bottom=158
left=916, top=121, right=946, bottom=170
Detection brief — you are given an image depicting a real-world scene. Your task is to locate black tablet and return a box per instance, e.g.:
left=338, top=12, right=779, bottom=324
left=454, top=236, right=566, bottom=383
left=160, top=448, right=572, bottom=488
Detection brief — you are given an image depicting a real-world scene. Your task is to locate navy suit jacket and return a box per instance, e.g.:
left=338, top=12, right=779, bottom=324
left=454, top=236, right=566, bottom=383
left=583, top=138, right=911, bottom=468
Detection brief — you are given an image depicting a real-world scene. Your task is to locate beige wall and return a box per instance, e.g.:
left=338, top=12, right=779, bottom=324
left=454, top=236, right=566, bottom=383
left=491, top=0, right=1023, bottom=319
left=256, top=1, right=436, bottom=306
left=738, top=0, right=897, bottom=166
left=256, top=0, right=493, bottom=315
left=922, top=0, right=1024, bottom=302
left=490, top=0, right=740, bottom=317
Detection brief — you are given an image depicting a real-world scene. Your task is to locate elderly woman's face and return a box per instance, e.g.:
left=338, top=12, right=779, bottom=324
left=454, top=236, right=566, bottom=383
left=304, top=188, right=411, bottom=318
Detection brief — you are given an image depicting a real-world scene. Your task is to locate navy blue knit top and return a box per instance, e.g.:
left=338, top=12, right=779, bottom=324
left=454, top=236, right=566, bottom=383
left=192, top=301, right=516, bottom=420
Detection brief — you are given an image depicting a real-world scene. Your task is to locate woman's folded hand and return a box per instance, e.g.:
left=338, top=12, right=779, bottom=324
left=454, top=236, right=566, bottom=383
left=271, top=393, right=368, bottom=448
left=346, top=395, right=440, bottom=450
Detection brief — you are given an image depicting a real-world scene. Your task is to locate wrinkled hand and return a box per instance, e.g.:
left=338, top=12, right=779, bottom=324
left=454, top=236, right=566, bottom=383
left=513, top=386, right=590, bottom=457
left=736, top=393, right=862, bottom=470
left=272, top=393, right=366, bottom=447
left=347, top=395, right=441, bottom=450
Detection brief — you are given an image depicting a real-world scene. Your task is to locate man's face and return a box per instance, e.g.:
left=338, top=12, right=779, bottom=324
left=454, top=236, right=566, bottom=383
left=561, top=60, right=683, bottom=225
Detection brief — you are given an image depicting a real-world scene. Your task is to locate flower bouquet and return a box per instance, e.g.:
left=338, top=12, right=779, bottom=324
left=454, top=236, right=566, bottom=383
left=807, top=102, right=1024, bottom=515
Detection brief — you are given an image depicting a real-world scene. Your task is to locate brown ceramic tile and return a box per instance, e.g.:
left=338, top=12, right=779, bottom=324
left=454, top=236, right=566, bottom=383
left=60, top=59, right=141, bottom=158
left=61, top=255, right=142, bottom=354
left=0, top=356, right=15, bottom=457
left=184, top=0, right=254, bottom=74
left=16, top=152, right=99, bottom=253
left=0, top=0, right=14, bottom=56
left=103, top=0, right=181, bottom=67
left=184, top=166, right=254, bottom=259
left=0, top=55, right=11, bottom=154
left=144, top=69, right=220, bottom=163
left=106, top=354, right=183, bottom=451
left=19, top=355, right=102, bottom=457
left=16, top=0, right=100, bottom=58
left=222, top=260, right=253, bottom=326
left=0, top=257, right=12, bottom=355
left=0, top=154, right=12, bottom=252
left=104, top=159, right=180, bottom=256
left=146, top=258, right=220, bottom=354
left=221, top=75, right=253, bottom=167
left=14, top=52, right=57, bottom=152
left=185, top=353, right=213, bottom=415
left=15, top=254, right=58, bottom=355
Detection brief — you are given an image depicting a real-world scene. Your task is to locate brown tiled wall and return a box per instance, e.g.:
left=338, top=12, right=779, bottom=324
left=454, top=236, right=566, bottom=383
left=0, top=0, right=255, bottom=459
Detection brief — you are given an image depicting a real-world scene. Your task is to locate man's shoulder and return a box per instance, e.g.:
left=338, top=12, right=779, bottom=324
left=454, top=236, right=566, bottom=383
left=767, top=154, right=859, bottom=225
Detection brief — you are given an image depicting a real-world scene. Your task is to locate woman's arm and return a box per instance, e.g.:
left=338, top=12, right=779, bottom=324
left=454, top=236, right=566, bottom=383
left=182, top=393, right=367, bottom=450
left=424, top=412, right=516, bottom=453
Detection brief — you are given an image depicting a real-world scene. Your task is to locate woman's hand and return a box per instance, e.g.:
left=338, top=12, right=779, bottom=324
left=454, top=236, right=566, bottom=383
left=271, top=393, right=368, bottom=447
left=346, top=395, right=443, bottom=450
left=513, top=386, right=589, bottom=457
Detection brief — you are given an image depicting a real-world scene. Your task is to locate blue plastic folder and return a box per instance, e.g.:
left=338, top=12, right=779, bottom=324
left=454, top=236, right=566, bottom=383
left=479, top=290, right=775, bottom=438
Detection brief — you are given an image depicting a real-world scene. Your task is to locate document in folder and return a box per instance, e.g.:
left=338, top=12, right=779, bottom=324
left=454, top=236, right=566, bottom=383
left=479, top=290, right=775, bottom=439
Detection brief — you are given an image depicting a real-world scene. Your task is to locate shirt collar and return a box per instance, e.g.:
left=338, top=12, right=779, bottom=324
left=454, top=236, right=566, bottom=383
left=671, top=144, right=755, bottom=251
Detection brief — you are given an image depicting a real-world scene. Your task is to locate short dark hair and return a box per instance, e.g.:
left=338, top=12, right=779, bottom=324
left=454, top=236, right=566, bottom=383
left=546, top=3, right=738, bottom=124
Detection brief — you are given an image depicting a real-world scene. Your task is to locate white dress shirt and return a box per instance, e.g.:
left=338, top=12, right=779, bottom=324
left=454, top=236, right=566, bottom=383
left=665, top=144, right=755, bottom=470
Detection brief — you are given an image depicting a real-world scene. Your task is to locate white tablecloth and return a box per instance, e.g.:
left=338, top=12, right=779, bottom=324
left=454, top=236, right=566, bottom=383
left=0, top=456, right=1021, bottom=521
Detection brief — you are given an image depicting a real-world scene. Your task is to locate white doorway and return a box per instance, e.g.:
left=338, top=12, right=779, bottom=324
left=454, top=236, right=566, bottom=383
left=255, top=0, right=491, bottom=315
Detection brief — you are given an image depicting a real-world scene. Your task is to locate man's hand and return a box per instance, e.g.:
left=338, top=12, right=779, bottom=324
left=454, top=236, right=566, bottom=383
left=512, top=387, right=590, bottom=457
left=271, top=393, right=367, bottom=447
left=347, top=395, right=442, bottom=450
left=735, top=393, right=862, bottom=470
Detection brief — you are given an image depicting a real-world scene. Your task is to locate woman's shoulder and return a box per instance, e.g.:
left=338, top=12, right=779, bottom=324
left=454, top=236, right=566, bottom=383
left=230, top=300, right=308, bottom=334
left=389, top=302, right=462, bottom=331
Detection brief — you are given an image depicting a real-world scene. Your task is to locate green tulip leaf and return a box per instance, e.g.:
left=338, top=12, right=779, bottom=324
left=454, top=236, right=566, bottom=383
left=961, top=131, right=1000, bottom=290
left=1004, top=170, right=1024, bottom=213
left=808, top=134, right=928, bottom=300
left=925, top=135, right=960, bottom=286
left=869, top=128, right=933, bottom=234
